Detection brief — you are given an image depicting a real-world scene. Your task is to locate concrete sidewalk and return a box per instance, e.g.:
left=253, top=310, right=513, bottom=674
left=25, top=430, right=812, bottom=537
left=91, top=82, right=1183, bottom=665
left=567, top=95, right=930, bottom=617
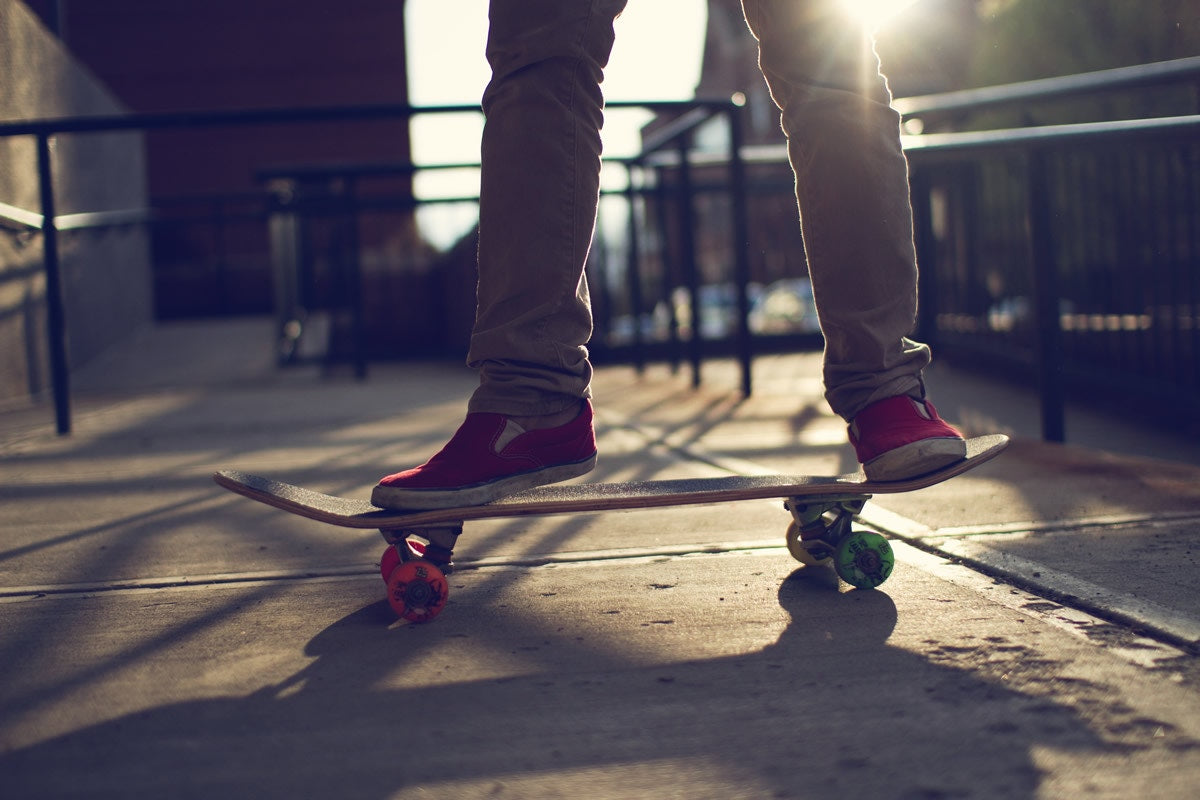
left=2, top=318, right=1200, bottom=798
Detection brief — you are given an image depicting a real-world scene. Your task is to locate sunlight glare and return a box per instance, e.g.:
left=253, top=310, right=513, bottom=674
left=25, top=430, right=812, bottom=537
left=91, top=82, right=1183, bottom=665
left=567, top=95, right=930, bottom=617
left=838, top=0, right=920, bottom=30
left=404, top=0, right=707, bottom=249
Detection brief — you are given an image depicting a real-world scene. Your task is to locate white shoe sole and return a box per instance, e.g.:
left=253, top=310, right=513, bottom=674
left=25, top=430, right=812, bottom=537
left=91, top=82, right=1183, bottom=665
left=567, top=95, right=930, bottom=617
left=372, top=453, right=598, bottom=510
left=863, top=438, right=967, bottom=482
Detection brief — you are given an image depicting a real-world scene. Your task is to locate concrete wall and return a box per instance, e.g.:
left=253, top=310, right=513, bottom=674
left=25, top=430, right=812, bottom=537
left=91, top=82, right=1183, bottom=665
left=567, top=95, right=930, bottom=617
left=0, top=0, right=152, bottom=404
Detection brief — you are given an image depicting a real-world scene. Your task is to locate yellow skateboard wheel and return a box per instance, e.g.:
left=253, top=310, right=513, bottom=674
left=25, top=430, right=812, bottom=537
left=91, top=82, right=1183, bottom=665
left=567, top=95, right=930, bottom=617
left=785, top=521, right=833, bottom=566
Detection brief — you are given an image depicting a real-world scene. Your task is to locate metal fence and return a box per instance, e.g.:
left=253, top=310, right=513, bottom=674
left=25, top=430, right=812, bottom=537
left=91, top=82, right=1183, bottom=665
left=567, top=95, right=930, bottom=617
left=907, top=116, right=1200, bottom=440
left=599, top=57, right=1200, bottom=443
left=4, top=57, right=1200, bottom=441
left=0, top=100, right=747, bottom=434
left=1, top=103, right=429, bottom=434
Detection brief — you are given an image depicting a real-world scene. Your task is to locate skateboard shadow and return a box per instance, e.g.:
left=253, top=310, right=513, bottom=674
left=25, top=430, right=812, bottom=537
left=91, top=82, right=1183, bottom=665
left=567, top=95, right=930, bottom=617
left=1, top=570, right=1113, bottom=798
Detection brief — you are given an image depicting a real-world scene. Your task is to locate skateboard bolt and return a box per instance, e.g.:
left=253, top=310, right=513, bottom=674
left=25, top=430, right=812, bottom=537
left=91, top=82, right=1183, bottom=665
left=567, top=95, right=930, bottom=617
left=856, top=550, right=882, bottom=572
left=405, top=581, right=434, bottom=607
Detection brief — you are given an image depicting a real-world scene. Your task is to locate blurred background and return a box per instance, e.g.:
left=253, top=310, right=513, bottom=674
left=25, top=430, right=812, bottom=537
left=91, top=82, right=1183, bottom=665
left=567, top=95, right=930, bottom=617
left=2, top=0, right=1198, bottom=438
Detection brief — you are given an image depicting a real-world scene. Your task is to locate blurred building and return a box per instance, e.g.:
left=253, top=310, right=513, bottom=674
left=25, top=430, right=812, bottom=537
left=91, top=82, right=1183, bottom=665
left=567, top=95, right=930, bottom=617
left=20, top=0, right=421, bottom=328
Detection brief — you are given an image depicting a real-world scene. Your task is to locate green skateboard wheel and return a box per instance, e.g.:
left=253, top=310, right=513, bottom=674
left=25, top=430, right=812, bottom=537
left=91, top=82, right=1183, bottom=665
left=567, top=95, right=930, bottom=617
left=834, top=531, right=894, bottom=589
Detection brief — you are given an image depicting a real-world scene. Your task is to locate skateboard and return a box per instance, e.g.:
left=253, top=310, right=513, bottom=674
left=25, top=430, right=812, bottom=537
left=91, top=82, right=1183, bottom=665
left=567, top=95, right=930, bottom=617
left=214, top=434, right=1007, bottom=622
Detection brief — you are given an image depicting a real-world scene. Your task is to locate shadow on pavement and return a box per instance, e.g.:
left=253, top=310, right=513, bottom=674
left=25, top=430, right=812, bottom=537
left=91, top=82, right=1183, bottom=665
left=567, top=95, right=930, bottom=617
left=1, top=570, right=1104, bottom=799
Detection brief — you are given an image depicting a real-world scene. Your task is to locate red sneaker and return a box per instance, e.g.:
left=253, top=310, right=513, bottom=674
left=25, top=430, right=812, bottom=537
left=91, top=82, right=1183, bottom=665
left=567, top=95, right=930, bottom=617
left=372, top=401, right=597, bottom=509
left=848, top=395, right=966, bottom=481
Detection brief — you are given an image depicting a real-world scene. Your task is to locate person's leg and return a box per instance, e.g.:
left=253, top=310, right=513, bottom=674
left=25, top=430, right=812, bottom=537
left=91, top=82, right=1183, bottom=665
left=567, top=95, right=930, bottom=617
left=374, top=0, right=626, bottom=509
left=740, top=0, right=964, bottom=479
left=468, top=0, right=628, bottom=418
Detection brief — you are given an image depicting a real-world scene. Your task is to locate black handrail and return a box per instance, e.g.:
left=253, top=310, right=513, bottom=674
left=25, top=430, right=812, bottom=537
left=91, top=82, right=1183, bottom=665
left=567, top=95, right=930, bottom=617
left=902, top=113, right=1200, bottom=156
left=0, top=98, right=740, bottom=434
left=0, top=98, right=728, bottom=138
left=894, top=55, right=1200, bottom=119
left=901, top=116, right=1200, bottom=441
left=4, top=57, right=1197, bottom=436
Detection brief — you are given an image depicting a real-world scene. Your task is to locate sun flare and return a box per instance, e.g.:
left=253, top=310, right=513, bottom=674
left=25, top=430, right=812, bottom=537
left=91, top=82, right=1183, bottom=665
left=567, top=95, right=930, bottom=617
left=838, top=0, right=921, bottom=30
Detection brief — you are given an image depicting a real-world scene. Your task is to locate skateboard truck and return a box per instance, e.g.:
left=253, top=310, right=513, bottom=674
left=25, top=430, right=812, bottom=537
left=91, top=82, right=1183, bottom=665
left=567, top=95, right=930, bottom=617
left=783, top=495, right=894, bottom=589
left=382, top=525, right=460, bottom=571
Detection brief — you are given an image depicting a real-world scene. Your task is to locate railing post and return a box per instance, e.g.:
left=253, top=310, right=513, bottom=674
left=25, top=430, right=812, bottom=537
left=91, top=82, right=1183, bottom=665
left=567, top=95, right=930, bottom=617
left=343, top=176, right=367, bottom=381
left=37, top=132, right=72, bottom=435
left=675, top=134, right=701, bottom=388
left=1026, top=147, right=1066, bottom=442
left=624, top=162, right=646, bottom=375
left=727, top=101, right=753, bottom=397
left=267, top=179, right=303, bottom=365
left=910, top=167, right=940, bottom=348
left=654, top=166, right=681, bottom=373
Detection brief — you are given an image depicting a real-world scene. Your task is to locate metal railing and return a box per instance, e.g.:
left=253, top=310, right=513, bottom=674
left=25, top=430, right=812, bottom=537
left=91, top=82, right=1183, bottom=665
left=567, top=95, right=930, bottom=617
left=906, top=115, right=1200, bottom=441
left=5, top=56, right=1200, bottom=441
left=601, top=58, right=1200, bottom=442
left=896, top=56, right=1200, bottom=440
left=604, top=100, right=754, bottom=395
left=894, top=55, right=1200, bottom=122
left=1, top=102, right=433, bottom=434
left=0, top=99, right=748, bottom=434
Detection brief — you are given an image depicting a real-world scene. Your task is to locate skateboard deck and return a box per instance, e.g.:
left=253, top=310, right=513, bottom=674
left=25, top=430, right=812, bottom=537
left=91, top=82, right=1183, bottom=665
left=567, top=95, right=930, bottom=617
left=214, top=434, right=1007, bottom=530
left=214, top=433, right=1007, bottom=621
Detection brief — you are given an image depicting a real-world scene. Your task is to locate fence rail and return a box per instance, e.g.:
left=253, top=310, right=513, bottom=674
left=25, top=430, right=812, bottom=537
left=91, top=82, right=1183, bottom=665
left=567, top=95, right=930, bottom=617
left=0, top=99, right=744, bottom=434
left=907, top=115, right=1200, bottom=441
left=894, top=55, right=1200, bottom=120
left=4, top=57, right=1200, bottom=440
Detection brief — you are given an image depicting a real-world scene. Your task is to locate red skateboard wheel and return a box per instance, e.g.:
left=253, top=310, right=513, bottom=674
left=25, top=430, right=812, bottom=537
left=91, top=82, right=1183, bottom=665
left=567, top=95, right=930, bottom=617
left=379, top=540, right=432, bottom=580
left=385, top=560, right=448, bottom=623
left=380, top=545, right=401, bottom=580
